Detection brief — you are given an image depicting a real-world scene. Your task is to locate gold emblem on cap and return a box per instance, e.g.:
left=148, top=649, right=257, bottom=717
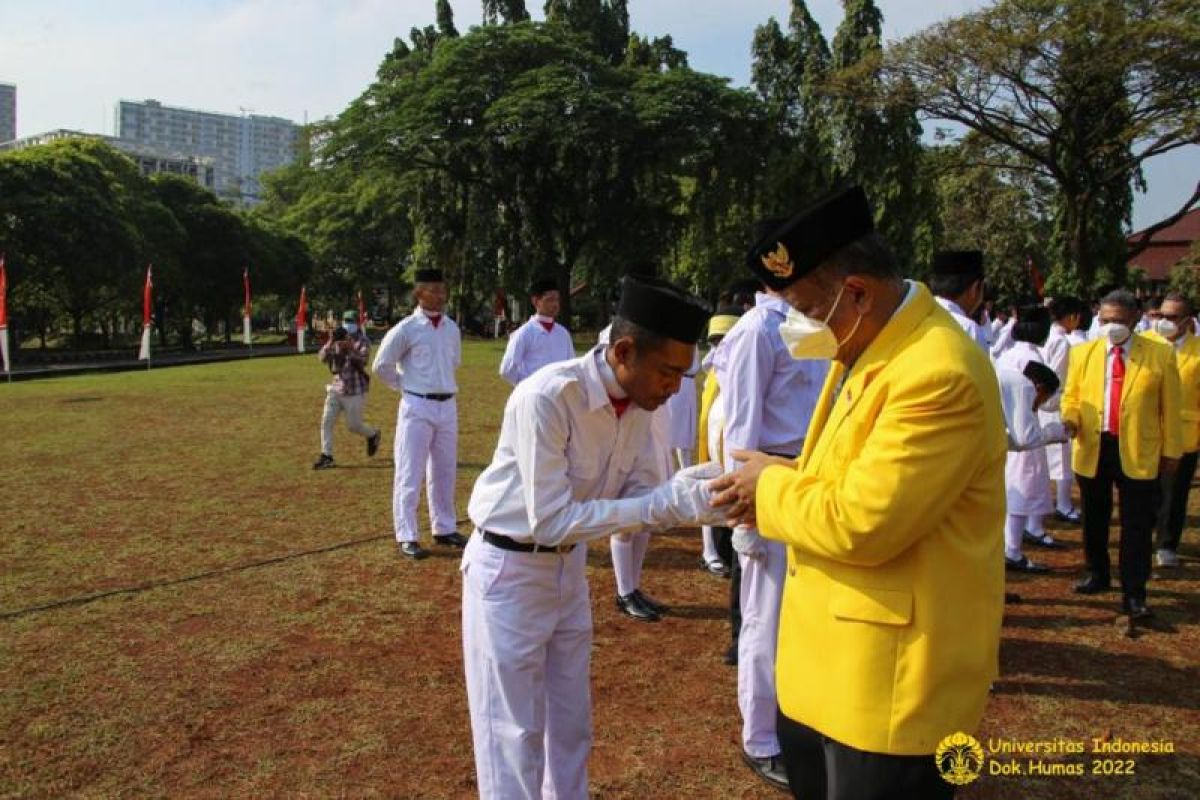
left=762, top=242, right=794, bottom=279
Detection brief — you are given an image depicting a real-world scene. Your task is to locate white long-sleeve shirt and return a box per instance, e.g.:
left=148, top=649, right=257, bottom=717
left=1039, top=322, right=1071, bottom=415
left=467, top=348, right=668, bottom=547
left=371, top=309, right=461, bottom=395
left=498, top=316, right=575, bottom=385
left=935, top=296, right=989, bottom=351
left=713, top=292, right=827, bottom=464
left=998, top=367, right=1052, bottom=452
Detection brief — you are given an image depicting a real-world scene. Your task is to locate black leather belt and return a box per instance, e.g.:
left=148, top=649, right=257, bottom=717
left=483, top=531, right=576, bottom=554
left=405, top=390, right=455, bottom=401
left=764, top=451, right=798, bottom=460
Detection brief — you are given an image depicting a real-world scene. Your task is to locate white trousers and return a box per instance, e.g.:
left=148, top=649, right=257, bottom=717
left=320, top=388, right=376, bottom=455
left=738, top=536, right=786, bottom=758
left=462, top=535, right=593, bottom=800
left=393, top=395, right=458, bottom=542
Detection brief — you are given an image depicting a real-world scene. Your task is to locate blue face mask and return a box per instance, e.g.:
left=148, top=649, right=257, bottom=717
left=344, top=323, right=358, bottom=335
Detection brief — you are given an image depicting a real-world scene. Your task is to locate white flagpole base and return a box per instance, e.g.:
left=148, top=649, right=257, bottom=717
left=297, top=329, right=306, bottom=354
left=243, top=316, right=252, bottom=346
left=138, top=326, right=152, bottom=361
left=0, top=327, right=10, bottom=375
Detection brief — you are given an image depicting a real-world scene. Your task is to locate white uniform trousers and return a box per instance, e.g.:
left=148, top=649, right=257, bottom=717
left=320, top=388, right=376, bottom=456
left=393, top=395, right=458, bottom=542
left=462, top=535, right=593, bottom=800
left=738, top=535, right=787, bottom=758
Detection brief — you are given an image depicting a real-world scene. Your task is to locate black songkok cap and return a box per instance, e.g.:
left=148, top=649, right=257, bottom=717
left=745, top=186, right=875, bottom=291
left=616, top=274, right=710, bottom=344
left=1022, top=360, right=1060, bottom=395
left=529, top=277, right=558, bottom=296
left=414, top=268, right=445, bottom=283
left=932, top=250, right=984, bottom=278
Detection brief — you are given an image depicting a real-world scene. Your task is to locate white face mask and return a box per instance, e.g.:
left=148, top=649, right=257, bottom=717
left=1099, top=322, right=1131, bottom=346
left=778, top=284, right=862, bottom=360
left=1153, top=318, right=1178, bottom=339
left=344, top=323, right=358, bottom=335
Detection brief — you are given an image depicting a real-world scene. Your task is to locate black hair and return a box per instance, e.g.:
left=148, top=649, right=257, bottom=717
left=1023, top=361, right=1060, bottom=395
left=1162, top=292, right=1195, bottom=317
left=1013, top=304, right=1052, bottom=345
left=930, top=272, right=983, bottom=302
left=1047, top=296, right=1083, bottom=321
left=608, top=315, right=668, bottom=355
left=821, top=232, right=900, bottom=280
left=1100, top=289, right=1140, bottom=316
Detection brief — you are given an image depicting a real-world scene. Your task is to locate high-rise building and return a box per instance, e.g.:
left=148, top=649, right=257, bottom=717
left=115, top=99, right=299, bottom=205
left=0, top=83, right=16, bottom=143
left=0, top=129, right=216, bottom=189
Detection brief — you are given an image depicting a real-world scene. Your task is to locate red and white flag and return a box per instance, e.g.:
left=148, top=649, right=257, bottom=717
left=242, top=266, right=253, bottom=345
left=0, top=253, right=10, bottom=375
left=357, top=289, right=368, bottom=328
left=138, top=264, right=153, bottom=361
left=296, top=286, right=308, bottom=353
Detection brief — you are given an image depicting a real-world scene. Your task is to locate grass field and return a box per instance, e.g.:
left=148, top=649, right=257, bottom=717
left=1, top=339, right=1198, bottom=798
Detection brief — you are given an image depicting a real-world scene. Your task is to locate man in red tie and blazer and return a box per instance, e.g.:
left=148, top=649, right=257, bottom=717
left=1061, top=289, right=1182, bottom=619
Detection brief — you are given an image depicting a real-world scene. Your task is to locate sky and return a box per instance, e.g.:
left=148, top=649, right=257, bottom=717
left=2, top=0, right=1195, bottom=230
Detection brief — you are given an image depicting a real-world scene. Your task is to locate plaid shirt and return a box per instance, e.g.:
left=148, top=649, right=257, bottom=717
left=319, top=331, right=371, bottom=396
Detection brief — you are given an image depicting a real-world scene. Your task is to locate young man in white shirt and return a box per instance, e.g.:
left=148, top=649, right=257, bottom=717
left=462, top=274, right=729, bottom=799
left=931, top=250, right=990, bottom=352
left=373, top=269, right=468, bottom=560
left=499, top=277, right=575, bottom=385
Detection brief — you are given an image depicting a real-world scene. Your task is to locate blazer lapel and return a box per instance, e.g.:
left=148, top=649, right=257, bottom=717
left=1121, top=336, right=1145, bottom=403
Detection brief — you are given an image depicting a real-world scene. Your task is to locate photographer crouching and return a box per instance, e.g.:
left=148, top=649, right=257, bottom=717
left=313, top=310, right=383, bottom=470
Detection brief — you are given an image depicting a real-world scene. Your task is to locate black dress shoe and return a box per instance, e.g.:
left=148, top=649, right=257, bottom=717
left=1005, top=555, right=1049, bottom=573
left=616, top=593, right=661, bottom=622
left=433, top=531, right=469, bottom=548
left=398, top=541, right=430, bottom=560
left=633, top=588, right=668, bottom=615
left=741, top=750, right=790, bottom=792
left=312, top=454, right=335, bottom=470
left=1125, top=597, right=1153, bottom=619
left=1074, top=575, right=1112, bottom=594
left=366, top=430, right=382, bottom=457
left=723, top=643, right=738, bottom=666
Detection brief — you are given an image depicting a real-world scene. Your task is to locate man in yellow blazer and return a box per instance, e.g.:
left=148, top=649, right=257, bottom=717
left=1062, top=289, right=1182, bottom=618
left=1146, top=293, right=1200, bottom=568
left=711, top=186, right=1005, bottom=800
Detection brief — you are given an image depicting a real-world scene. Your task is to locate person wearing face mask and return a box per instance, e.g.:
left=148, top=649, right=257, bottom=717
left=461, top=274, right=730, bottom=800
left=931, top=250, right=990, bottom=351
left=996, top=304, right=1061, bottom=569
left=709, top=186, right=1005, bottom=800
left=1061, top=289, right=1182, bottom=620
left=312, top=310, right=383, bottom=470
left=499, top=277, right=576, bottom=386
left=1041, top=297, right=1085, bottom=522
left=1145, top=293, right=1200, bottom=568
left=711, top=224, right=828, bottom=792
left=373, top=269, right=468, bottom=560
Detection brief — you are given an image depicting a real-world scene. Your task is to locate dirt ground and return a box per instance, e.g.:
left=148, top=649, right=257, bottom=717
left=1, top=351, right=1198, bottom=798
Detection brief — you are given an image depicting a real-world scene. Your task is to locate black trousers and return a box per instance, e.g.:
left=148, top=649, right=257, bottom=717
left=1156, top=450, right=1199, bottom=552
left=1075, top=434, right=1156, bottom=604
left=777, top=710, right=953, bottom=800
left=712, top=526, right=741, bottom=645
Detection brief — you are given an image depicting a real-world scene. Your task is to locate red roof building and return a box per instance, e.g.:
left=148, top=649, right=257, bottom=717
left=1128, top=207, right=1200, bottom=281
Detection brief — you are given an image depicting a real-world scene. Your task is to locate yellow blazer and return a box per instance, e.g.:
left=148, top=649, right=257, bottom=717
left=1061, top=334, right=1182, bottom=479
left=696, top=369, right=720, bottom=462
left=756, top=283, right=1006, bottom=756
left=1145, top=331, right=1200, bottom=453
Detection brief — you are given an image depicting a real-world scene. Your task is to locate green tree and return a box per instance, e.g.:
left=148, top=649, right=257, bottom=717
left=483, top=0, right=530, bottom=24
left=436, top=0, right=460, bottom=38
left=878, top=0, right=1200, bottom=291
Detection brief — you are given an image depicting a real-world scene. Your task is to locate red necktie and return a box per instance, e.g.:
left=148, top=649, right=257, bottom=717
left=609, top=395, right=631, bottom=419
left=539, top=321, right=555, bottom=333
left=1108, top=345, right=1124, bottom=434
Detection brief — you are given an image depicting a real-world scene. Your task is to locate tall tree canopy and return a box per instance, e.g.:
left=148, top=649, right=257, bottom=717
left=874, top=0, right=1200, bottom=291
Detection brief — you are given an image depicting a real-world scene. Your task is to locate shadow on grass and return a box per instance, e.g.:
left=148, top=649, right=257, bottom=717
left=996, top=637, right=1200, bottom=709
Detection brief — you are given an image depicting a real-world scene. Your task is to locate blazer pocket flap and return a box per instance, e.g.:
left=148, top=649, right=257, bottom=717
left=830, top=585, right=912, bottom=626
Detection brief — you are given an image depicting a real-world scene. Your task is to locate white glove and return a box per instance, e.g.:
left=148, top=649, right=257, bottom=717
left=643, top=461, right=731, bottom=528
left=732, top=527, right=766, bottom=559
left=1041, top=421, right=1068, bottom=444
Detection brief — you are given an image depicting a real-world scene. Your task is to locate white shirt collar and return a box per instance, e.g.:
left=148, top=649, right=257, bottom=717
left=534, top=314, right=554, bottom=325
left=592, top=347, right=627, bottom=402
